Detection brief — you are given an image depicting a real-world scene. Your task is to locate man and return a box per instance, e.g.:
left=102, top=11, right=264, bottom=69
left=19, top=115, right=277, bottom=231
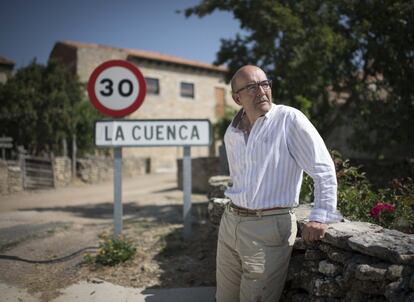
left=217, top=65, right=342, bottom=302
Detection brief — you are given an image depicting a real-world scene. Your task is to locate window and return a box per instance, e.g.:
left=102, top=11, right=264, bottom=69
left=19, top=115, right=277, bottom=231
left=145, top=77, right=160, bottom=95
left=180, top=82, right=194, bottom=98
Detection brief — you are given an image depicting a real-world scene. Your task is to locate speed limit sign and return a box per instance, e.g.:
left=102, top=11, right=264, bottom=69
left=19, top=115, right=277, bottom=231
left=87, top=60, right=147, bottom=117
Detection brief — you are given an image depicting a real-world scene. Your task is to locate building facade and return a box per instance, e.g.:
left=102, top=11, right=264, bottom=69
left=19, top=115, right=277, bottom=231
left=0, top=55, right=15, bottom=84
left=50, top=40, right=236, bottom=172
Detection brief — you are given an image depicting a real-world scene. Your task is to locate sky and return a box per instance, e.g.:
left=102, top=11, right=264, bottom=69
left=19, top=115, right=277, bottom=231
left=0, top=0, right=243, bottom=69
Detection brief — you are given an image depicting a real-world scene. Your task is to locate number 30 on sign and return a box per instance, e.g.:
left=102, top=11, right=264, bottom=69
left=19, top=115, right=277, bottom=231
left=87, top=60, right=147, bottom=117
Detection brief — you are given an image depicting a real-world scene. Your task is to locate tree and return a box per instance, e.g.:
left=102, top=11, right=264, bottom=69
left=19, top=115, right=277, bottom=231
left=0, top=59, right=100, bottom=156
left=183, top=0, right=414, bottom=158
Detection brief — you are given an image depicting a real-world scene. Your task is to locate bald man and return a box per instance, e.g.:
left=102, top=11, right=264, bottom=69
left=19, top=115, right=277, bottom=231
left=216, top=65, right=342, bottom=301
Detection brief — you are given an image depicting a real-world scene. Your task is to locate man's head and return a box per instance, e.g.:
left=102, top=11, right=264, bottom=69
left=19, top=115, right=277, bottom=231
left=231, top=65, right=272, bottom=124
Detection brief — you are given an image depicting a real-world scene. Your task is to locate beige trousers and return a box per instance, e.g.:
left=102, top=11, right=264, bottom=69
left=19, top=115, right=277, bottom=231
left=216, top=207, right=297, bottom=302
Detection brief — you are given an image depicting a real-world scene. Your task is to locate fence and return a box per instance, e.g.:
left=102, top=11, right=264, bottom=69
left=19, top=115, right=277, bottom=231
left=21, top=155, right=55, bottom=190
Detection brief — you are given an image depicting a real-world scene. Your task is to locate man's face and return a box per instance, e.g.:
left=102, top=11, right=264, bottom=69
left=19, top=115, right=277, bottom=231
left=232, top=67, right=272, bottom=120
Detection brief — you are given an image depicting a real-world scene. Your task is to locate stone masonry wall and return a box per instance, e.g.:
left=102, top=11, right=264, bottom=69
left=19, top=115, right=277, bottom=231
left=0, top=160, right=23, bottom=194
left=77, top=156, right=150, bottom=184
left=208, top=176, right=414, bottom=302
left=8, top=165, right=22, bottom=194
left=53, top=156, right=71, bottom=187
left=177, top=157, right=220, bottom=193
left=0, top=160, right=7, bottom=194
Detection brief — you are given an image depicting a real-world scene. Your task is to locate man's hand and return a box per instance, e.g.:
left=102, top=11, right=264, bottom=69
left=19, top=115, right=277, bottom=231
left=302, top=221, right=328, bottom=242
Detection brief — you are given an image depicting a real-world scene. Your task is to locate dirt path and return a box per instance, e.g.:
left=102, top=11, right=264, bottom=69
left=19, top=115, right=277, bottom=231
left=0, top=173, right=217, bottom=301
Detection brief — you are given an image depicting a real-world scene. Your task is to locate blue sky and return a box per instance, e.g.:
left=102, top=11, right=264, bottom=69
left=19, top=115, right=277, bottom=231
left=0, top=0, right=242, bottom=69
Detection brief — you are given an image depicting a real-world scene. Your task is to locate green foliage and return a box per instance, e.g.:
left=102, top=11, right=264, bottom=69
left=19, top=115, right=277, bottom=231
left=213, top=106, right=238, bottom=140
left=183, top=0, right=414, bottom=158
left=0, top=59, right=100, bottom=155
left=73, top=98, right=103, bottom=156
left=300, top=150, right=414, bottom=233
left=85, top=234, right=136, bottom=266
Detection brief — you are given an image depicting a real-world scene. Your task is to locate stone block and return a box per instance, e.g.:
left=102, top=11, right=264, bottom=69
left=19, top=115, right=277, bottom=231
left=304, top=260, right=321, bottom=273
left=384, top=280, right=414, bottom=302
left=207, top=175, right=232, bottom=199
left=293, top=237, right=307, bottom=250
left=319, top=243, right=353, bottom=264
left=347, top=228, right=414, bottom=265
left=350, top=279, right=388, bottom=295
left=323, top=221, right=383, bottom=250
left=319, top=260, right=342, bottom=277
left=305, top=249, right=326, bottom=261
left=310, top=275, right=342, bottom=297
left=355, top=263, right=388, bottom=281
left=207, top=198, right=229, bottom=225
left=386, top=264, right=406, bottom=281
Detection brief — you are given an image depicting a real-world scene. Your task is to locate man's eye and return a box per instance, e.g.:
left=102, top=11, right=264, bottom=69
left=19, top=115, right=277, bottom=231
left=246, top=85, right=257, bottom=91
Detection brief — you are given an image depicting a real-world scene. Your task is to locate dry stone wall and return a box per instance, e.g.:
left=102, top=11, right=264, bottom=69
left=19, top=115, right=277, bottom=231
left=0, top=160, right=22, bottom=195
left=0, top=160, right=7, bottom=194
left=77, top=156, right=150, bottom=184
left=177, top=157, right=220, bottom=193
left=208, top=176, right=414, bottom=301
left=53, top=156, right=71, bottom=187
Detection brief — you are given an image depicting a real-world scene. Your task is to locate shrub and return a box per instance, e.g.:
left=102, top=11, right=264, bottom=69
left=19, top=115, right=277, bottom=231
left=85, top=234, right=136, bottom=266
left=300, top=150, right=414, bottom=233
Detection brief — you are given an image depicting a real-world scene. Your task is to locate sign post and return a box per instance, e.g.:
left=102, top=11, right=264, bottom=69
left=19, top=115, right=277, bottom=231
left=183, top=146, right=192, bottom=239
left=94, top=119, right=212, bottom=238
left=88, top=60, right=212, bottom=239
left=113, top=147, right=123, bottom=237
left=88, top=60, right=146, bottom=238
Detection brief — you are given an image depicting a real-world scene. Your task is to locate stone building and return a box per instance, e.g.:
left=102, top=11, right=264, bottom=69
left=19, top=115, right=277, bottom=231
left=50, top=40, right=236, bottom=172
left=0, top=55, right=15, bottom=84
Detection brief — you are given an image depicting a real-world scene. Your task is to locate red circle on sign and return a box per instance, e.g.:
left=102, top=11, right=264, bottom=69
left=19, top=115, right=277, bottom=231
left=87, top=60, right=147, bottom=117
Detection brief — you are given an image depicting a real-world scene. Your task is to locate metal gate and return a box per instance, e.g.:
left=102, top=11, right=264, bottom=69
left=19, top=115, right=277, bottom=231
left=21, top=155, right=55, bottom=190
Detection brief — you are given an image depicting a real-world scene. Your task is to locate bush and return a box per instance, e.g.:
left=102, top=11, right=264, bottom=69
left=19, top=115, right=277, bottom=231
left=300, top=150, right=414, bottom=233
left=85, top=234, right=136, bottom=266
left=213, top=106, right=238, bottom=140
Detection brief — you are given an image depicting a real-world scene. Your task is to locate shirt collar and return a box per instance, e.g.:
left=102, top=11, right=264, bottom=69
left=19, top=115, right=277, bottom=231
left=231, top=103, right=275, bottom=132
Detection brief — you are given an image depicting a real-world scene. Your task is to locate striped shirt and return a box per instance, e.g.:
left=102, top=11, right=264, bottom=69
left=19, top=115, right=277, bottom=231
left=224, top=104, right=342, bottom=223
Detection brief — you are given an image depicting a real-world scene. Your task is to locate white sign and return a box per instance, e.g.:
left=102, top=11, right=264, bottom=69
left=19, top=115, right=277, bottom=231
left=95, top=120, right=212, bottom=147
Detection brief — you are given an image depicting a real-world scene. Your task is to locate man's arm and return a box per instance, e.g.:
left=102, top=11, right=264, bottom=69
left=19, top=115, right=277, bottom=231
left=286, top=109, right=342, bottom=240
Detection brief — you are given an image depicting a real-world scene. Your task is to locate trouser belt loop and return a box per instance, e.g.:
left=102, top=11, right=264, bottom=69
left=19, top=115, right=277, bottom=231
left=257, top=209, right=263, bottom=218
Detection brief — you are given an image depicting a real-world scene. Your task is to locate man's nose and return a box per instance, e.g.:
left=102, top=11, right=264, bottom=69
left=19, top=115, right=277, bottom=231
left=257, top=84, right=266, bottom=96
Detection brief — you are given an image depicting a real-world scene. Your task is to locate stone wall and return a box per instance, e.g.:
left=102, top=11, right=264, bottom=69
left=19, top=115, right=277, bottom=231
left=77, top=156, right=150, bottom=184
left=53, top=156, right=71, bottom=187
left=0, top=160, right=23, bottom=195
left=8, top=165, right=22, bottom=193
left=177, top=157, right=220, bottom=193
left=208, top=176, right=414, bottom=301
left=0, top=160, right=7, bottom=194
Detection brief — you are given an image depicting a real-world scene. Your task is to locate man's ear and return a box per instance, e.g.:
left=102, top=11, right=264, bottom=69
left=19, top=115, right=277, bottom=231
left=232, top=93, right=241, bottom=105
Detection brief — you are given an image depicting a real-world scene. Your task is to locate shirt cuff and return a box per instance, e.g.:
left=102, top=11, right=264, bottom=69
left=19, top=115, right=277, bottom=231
left=309, top=208, right=343, bottom=224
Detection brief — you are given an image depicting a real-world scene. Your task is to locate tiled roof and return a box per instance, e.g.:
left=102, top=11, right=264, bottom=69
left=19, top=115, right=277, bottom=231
left=58, top=40, right=228, bottom=73
left=0, top=55, right=15, bottom=66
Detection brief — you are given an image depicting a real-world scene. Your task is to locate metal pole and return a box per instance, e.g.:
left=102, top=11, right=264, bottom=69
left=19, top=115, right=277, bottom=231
left=113, top=147, right=123, bottom=237
left=72, top=133, right=77, bottom=181
left=183, top=146, right=192, bottom=239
